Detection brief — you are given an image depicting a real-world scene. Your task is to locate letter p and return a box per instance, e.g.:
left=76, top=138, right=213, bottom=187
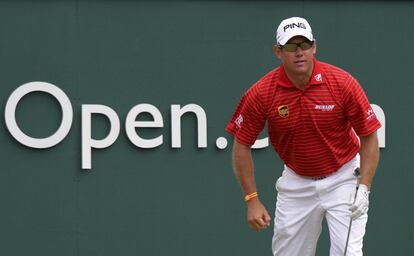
left=82, top=105, right=120, bottom=169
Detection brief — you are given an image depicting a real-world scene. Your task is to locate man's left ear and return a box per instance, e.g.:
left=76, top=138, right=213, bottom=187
left=312, top=40, right=317, bottom=55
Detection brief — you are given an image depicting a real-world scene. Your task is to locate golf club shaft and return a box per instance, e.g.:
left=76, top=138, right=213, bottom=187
left=344, top=168, right=360, bottom=256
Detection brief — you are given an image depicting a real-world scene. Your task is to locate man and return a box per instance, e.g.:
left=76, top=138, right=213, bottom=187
left=226, top=17, right=381, bottom=256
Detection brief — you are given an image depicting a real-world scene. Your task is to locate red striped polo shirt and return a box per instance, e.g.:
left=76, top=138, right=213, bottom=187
left=226, top=59, right=381, bottom=177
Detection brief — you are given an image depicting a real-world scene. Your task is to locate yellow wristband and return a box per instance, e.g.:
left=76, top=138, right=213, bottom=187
left=244, top=192, right=258, bottom=202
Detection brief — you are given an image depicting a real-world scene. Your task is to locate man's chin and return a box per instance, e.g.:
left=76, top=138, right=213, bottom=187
left=292, top=67, right=309, bottom=75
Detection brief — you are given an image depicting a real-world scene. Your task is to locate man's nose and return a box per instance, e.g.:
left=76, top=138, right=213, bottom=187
left=295, top=46, right=304, bottom=55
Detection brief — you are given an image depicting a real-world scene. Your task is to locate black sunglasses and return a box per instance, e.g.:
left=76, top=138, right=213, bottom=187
left=279, top=41, right=314, bottom=52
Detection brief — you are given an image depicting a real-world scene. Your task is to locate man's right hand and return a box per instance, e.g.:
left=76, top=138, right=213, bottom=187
left=247, top=198, right=271, bottom=232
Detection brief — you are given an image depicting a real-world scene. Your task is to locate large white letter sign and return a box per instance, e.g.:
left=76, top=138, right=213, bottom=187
left=82, top=105, right=120, bottom=169
left=4, top=81, right=73, bottom=148
left=125, top=104, right=164, bottom=148
left=171, top=104, right=207, bottom=148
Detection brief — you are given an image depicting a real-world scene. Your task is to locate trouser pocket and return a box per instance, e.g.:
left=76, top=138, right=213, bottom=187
left=275, top=170, right=286, bottom=192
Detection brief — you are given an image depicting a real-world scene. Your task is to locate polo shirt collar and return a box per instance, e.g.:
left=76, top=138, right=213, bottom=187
left=278, top=58, right=324, bottom=88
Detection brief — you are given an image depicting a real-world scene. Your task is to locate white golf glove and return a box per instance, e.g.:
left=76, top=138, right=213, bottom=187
left=349, top=184, right=370, bottom=220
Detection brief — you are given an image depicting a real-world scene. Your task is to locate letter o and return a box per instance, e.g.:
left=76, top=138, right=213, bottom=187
left=4, top=81, right=73, bottom=148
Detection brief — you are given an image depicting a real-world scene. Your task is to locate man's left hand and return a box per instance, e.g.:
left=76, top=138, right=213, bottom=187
left=350, top=184, right=370, bottom=219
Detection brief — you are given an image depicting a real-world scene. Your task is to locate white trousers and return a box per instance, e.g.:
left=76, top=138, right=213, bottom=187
left=272, top=155, right=367, bottom=256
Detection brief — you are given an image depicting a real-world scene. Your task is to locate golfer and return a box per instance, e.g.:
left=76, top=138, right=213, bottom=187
left=226, top=16, right=381, bottom=256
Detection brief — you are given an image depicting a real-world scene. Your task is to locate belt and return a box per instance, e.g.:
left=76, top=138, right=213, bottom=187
left=310, top=175, right=328, bottom=181
left=307, top=168, right=359, bottom=181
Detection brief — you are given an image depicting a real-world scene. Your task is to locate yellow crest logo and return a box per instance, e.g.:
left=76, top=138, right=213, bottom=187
left=278, top=105, right=289, bottom=118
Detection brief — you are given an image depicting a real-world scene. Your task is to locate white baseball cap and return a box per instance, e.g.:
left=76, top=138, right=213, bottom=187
left=276, top=17, right=314, bottom=46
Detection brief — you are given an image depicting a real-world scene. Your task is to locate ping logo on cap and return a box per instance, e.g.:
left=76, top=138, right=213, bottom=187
left=283, top=22, right=306, bottom=32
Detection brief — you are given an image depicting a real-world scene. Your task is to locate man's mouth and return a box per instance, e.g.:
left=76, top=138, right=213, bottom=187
left=294, top=60, right=306, bottom=64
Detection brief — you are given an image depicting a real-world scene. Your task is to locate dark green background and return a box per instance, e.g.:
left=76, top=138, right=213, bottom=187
left=0, top=1, right=410, bottom=255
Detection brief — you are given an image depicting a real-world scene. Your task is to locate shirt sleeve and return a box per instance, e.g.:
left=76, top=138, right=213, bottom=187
left=343, top=74, right=382, bottom=136
left=226, top=84, right=266, bottom=146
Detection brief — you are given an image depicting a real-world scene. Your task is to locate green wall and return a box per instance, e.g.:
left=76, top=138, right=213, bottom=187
left=0, top=1, right=411, bottom=255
